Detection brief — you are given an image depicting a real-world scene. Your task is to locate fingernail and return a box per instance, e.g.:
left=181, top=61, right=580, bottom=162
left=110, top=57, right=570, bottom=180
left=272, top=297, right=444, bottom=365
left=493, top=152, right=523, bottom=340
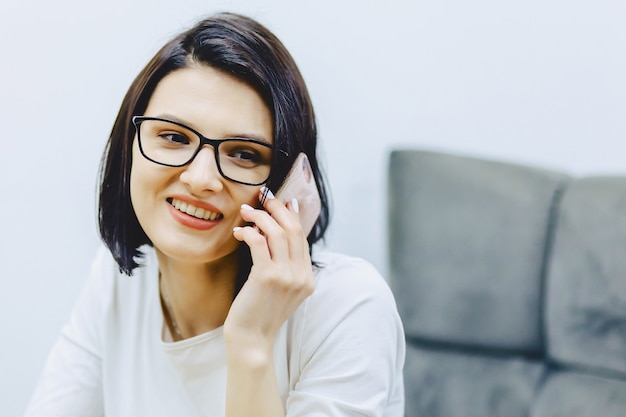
left=291, top=198, right=299, bottom=213
left=260, top=186, right=275, bottom=200
left=241, top=204, right=255, bottom=211
left=233, top=226, right=242, bottom=232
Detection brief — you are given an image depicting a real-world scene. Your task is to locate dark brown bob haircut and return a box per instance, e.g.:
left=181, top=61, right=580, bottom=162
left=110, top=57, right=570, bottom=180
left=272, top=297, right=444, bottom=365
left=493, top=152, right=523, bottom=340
left=98, top=12, right=330, bottom=275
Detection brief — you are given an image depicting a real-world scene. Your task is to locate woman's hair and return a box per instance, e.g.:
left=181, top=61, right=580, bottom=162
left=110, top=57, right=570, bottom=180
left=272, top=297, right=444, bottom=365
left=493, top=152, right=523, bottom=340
left=98, top=12, right=330, bottom=275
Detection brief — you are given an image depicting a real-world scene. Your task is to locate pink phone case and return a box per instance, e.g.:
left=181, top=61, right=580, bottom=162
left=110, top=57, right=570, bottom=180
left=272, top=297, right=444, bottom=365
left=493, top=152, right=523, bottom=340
left=275, top=153, right=321, bottom=236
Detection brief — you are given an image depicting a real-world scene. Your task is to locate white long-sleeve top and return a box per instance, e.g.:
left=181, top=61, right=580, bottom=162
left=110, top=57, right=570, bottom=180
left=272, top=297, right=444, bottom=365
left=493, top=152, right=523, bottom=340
left=24, top=245, right=405, bottom=416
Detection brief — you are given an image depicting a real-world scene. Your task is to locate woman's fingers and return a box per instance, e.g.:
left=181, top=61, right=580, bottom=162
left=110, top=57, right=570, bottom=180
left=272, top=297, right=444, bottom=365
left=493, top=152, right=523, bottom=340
left=238, top=204, right=290, bottom=262
left=259, top=189, right=301, bottom=230
left=233, top=224, right=272, bottom=265
left=236, top=191, right=307, bottom=262
left=257, top=188, right=308, bottom=260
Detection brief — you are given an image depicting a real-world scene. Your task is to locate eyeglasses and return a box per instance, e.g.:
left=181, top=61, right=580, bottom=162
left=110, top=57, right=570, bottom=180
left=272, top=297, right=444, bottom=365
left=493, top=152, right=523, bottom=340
left=132, top=116, right=286, bottom=186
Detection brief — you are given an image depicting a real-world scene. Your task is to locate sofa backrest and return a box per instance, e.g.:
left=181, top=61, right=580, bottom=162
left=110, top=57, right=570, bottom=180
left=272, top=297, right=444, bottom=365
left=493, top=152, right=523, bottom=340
left=388, top=149, right=626, bottom=417
left=535, top=176, right=626, bottom=415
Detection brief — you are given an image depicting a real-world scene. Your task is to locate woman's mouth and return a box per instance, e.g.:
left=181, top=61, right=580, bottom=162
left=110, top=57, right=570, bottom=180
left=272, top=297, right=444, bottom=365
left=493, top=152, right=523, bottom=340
left=168, top=198, right=224, bottom=221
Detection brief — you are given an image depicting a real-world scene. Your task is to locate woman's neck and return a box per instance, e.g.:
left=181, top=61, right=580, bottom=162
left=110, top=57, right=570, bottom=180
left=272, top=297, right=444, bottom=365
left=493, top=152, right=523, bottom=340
left=156, top=249, right=240, bottom=339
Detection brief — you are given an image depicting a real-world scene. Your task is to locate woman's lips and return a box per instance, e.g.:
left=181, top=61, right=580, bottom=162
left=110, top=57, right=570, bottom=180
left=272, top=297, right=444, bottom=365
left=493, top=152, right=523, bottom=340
left=166, top=197, right=224, bottom=231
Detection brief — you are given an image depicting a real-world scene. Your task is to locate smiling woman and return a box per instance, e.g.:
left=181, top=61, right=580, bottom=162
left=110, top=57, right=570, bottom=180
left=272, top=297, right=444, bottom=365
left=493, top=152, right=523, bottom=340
left=23, top=12, right=405, bottom=417
left=129, top=65, right=275, bottom=267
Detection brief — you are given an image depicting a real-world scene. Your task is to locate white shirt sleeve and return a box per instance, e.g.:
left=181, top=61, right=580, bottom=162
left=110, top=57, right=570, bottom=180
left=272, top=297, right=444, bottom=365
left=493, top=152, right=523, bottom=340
left=23, top=247, right=114, bottom=417
left=285, top=254, right=406, bottom=417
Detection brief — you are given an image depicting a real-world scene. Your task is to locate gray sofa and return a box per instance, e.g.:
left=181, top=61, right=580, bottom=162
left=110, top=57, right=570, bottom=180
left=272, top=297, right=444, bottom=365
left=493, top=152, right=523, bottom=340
left=387, top=149, right=626, bottom=417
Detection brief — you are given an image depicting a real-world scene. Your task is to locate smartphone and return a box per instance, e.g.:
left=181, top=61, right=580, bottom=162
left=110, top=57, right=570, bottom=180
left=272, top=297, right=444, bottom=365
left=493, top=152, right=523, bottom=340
left=274, top=152, right=321, bottom=236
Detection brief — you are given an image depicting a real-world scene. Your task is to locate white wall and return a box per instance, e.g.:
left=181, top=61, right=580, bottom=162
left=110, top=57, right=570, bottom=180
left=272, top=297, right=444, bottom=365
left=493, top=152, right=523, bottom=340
left=1, top=0, right=624, bottom=413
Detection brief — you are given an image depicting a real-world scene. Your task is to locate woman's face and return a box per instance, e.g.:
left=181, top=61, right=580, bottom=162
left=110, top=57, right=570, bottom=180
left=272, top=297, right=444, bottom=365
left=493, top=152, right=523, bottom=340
left=130, top=64, right=273, bottom=266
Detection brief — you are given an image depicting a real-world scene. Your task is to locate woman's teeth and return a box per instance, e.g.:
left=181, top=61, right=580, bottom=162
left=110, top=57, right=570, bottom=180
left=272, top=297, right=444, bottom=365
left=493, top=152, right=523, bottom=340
left=170, top=198, right=222, bottom=221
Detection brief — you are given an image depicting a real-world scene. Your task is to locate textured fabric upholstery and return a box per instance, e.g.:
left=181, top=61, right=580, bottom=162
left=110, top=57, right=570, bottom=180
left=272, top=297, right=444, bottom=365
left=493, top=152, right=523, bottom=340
left=388, top=150, right=569, bottom=352
left=531, top=372, right=626, bottom=417
left=388, top=149, right=626, bottom=417
left=546, top=177, right=626, bottom=375
left=405, top=344, right=544, bottom=417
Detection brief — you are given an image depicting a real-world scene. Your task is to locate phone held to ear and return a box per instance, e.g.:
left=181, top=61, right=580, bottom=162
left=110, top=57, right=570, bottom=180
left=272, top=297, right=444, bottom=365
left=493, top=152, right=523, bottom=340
left=274, top=153, right=321, bottom=236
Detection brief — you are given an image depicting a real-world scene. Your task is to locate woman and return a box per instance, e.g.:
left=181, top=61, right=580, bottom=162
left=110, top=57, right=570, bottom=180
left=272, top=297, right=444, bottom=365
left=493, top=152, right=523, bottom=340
left=25, top=12, right=405, bottom=416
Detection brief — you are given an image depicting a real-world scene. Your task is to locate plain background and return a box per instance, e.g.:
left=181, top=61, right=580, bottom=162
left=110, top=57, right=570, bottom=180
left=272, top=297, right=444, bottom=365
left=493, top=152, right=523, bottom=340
left=1, top=0, right=625, bottom=413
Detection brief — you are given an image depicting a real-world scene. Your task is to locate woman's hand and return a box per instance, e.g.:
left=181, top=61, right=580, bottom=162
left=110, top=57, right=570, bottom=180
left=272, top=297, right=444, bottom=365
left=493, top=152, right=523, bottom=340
left=225, top=187, right=315, bottom=354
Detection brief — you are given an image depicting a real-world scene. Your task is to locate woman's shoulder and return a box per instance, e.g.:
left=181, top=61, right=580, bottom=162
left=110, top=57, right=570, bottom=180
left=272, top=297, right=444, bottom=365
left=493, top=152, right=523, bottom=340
left=90, top=244, right=157, bottom=275
left=89, top=244, right=157, bottom=276
left=311, top=249, right=393, bottom=297
left=286, top=249, right=405, bottom=396
left=82, top=244, right=158, bottom=304
left=74, top=244, right=158, bottom=325
left=306, top=249, right=400, bottom=323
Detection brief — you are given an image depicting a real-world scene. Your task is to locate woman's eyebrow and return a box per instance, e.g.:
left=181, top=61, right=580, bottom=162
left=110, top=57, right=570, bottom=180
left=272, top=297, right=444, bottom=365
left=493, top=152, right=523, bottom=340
left=229, top=133, right=272, bottom=144
left=149, top=113, right=272, bottom=146
left=153, top=113, right=190, bottom=126
left=152, top=113, right=272, bottom=144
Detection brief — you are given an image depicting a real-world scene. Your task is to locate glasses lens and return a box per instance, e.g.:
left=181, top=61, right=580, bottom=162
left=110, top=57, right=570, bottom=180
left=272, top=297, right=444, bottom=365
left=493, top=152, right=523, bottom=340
left=218, top=140, right=273, bottom=185
left=137, top=118, right=273, bottom=185
left=138, top=119, right=199, bottom=166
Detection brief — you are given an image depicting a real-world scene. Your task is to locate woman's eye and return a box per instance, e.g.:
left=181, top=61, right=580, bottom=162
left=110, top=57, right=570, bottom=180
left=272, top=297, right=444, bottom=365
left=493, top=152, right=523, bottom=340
left=159, top=133, right=190, bottom=145
left=233, top=150, right=260, bottom=161
left=221, top=141, right=271, bottom=166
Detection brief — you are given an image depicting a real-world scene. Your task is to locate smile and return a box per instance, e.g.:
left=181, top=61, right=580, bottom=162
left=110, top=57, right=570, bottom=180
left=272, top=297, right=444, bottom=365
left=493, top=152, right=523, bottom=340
left=168, top=198, right=224, bottom=221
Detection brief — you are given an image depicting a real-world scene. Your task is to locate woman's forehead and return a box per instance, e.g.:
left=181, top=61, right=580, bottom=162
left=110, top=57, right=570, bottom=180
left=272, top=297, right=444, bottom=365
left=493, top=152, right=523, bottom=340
left=145, top=66, right=274, bottom=144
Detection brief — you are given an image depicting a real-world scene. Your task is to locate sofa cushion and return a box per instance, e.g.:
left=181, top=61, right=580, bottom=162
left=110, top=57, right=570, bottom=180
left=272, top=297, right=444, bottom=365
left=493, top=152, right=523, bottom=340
left=546, top=176, right=626, bottom=376
left=388, top=150, right=569, bottom=353
left=404, top=343, right=544, bottom=417
left=531, top=371, right=626, bottom=417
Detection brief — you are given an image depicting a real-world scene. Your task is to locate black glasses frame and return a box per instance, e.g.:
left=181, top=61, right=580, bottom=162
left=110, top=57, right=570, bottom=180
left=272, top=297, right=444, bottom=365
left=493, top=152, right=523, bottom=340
left=132, top=116, right=288, bottom=186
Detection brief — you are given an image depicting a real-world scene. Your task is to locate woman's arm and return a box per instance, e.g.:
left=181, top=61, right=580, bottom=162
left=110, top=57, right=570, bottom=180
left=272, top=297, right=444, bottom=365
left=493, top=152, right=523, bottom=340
left=23, top=247, right=110, bottom=417
left=227, top=189, right=314, bottom=417
left=24, top=332, right=104, bottom=417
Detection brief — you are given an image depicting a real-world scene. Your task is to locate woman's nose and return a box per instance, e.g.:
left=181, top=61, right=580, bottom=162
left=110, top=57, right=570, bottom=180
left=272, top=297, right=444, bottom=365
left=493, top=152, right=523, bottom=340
left=179, top=146, right=224, bottom=194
